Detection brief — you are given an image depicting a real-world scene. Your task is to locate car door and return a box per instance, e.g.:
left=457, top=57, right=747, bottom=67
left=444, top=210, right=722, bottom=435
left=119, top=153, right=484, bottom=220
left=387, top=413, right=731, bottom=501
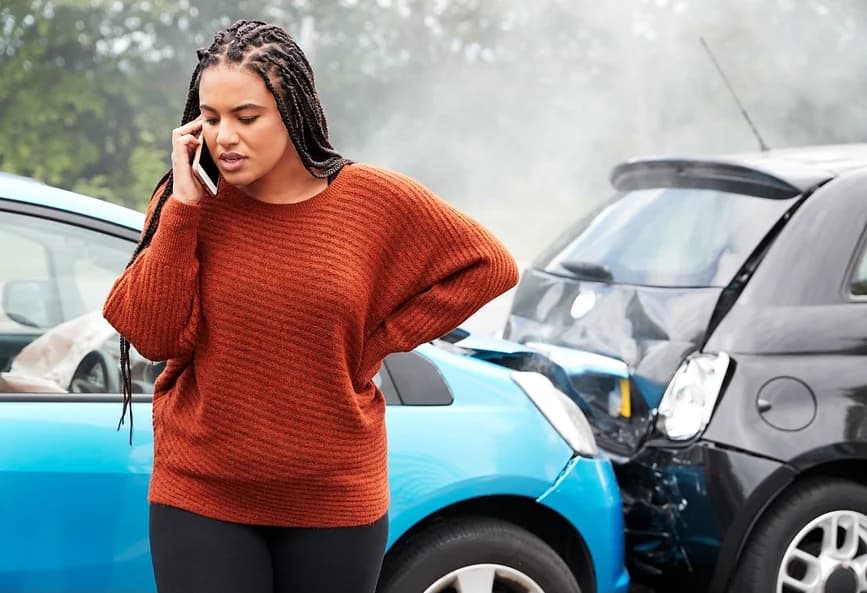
left=0, top=202, right=156, bottom=593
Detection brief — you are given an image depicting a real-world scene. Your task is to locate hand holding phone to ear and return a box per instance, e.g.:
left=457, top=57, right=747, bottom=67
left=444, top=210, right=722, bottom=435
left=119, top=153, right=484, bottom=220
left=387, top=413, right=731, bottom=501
left=170, top=118, right=207, bottom=205
left=191, top=131, right=220, bottom=197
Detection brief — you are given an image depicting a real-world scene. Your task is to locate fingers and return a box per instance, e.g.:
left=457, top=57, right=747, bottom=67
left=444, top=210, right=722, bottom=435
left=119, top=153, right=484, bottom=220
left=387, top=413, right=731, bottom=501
left=173, top=117, right=204, bottom=138
left=171, top=118, right=203, bottom=156
left=170, top=117, right=206, bottom=204
left=172, top=133, right=200, bottom=163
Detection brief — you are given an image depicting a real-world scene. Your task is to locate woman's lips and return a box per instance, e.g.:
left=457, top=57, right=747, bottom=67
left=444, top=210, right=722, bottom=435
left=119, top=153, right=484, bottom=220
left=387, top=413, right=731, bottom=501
left=219, top=154, right=246, bottom=172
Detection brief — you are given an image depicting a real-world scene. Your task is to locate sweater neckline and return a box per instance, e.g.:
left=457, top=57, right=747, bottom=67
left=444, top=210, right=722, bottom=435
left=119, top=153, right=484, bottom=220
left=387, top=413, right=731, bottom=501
left=221, top=164, right=353, bottom=216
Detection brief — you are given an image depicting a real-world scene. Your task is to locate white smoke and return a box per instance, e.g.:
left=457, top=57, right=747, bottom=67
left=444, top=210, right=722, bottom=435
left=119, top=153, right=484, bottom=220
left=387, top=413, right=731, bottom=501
left=327, top=0, right=866, bottom=260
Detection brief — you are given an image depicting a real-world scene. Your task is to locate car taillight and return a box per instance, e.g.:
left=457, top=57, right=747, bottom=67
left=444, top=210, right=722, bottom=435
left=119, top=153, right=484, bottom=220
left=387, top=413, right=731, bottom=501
left=657, top=352, right=730, bottom=441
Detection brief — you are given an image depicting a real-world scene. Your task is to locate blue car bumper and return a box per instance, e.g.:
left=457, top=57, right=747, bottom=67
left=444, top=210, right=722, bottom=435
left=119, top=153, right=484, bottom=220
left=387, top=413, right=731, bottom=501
left=537, top=455, right=630, bottom=593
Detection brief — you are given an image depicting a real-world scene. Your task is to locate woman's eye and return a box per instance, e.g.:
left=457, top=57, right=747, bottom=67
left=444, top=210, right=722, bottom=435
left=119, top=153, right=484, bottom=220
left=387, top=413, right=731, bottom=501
left=204, top=118, right=218, bottom=125
left=239, top=116, right=259, bottom=124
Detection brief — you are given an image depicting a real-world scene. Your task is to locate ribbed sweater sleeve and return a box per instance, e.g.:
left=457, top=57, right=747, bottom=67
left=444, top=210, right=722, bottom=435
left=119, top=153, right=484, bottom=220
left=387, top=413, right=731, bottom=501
left=102, top=196, right=202, bottom=361
left=356, top=174, right=519, bottom=380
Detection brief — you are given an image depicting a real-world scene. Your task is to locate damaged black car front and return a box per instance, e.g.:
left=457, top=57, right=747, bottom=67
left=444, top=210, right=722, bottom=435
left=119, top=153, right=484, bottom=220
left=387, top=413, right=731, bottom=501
left=504, top=147, right=867, bottom=593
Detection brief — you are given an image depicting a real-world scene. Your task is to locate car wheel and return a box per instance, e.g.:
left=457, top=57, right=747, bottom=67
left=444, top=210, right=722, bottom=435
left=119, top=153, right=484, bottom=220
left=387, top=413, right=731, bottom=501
left=730, top=478, right=867, bottom=593
left=376, top=516, right=582, bottom=593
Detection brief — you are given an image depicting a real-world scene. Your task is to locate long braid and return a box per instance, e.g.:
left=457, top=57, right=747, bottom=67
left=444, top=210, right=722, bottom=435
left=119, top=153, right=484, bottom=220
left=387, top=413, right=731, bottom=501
left=117, top=19, right=350, bottom=443
left=116, top=62, right=207, bottom=442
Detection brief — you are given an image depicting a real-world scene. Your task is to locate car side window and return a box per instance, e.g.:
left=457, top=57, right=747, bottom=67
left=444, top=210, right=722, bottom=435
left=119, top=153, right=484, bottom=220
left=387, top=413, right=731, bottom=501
left=0, top=220, right=52, bottom=332
left=852, top=243, right=867, bottom=296
left=0, top=210, right=147, bottom=394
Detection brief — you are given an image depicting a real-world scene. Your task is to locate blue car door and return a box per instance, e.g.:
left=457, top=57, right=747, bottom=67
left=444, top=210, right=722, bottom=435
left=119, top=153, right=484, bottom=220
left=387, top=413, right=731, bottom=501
left=0, top=399, right=154, bottom=593
left=0, top=204, right=155, bottom=592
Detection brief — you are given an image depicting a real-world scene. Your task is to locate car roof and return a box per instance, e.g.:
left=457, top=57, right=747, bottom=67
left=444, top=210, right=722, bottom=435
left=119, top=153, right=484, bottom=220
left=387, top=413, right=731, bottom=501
left=612, top=143, right=867, bottom=196
left=0, top=171, right=144, bottom=231
left=727, top=143, right=867, bottom=181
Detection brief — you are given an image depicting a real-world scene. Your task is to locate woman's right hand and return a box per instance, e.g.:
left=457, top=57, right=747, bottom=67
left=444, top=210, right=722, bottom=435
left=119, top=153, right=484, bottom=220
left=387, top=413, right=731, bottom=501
left=170, top=118, right=206, bottom=205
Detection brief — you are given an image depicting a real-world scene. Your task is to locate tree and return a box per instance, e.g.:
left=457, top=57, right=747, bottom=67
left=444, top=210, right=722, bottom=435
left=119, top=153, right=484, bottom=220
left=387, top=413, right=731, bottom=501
left=3, top=0, right=867, bottom=258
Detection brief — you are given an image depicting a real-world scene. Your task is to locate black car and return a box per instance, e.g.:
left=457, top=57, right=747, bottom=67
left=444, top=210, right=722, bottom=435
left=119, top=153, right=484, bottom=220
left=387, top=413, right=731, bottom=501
left=504, top=144, right=867, bottom=593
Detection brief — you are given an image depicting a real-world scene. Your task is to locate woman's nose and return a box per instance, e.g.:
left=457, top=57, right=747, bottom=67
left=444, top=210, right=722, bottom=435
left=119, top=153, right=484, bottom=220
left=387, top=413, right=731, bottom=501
left=216, top=124, right=239, bottom=146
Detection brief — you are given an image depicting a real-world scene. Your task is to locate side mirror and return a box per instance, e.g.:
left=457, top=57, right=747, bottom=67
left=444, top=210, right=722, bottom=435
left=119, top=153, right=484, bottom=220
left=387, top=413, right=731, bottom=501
left=2, top=280, right=59, bottom=328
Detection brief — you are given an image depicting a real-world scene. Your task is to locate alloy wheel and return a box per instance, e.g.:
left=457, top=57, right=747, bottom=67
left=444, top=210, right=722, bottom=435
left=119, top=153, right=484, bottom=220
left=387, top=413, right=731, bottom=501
left=422, top=563, right=546, bottom=593
left=778, top=510, right=867, bottom=593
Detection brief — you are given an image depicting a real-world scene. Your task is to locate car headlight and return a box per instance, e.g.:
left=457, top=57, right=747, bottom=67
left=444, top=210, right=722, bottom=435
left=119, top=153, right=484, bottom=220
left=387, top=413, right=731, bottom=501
left=511, top=371, right=598, bottom=457
left=657, top=352, right=730, bottom=441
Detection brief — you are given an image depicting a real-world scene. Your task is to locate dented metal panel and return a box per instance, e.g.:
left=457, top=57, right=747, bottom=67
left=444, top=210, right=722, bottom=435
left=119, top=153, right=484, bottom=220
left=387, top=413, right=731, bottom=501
left=504, top=269, right=724, bottom=453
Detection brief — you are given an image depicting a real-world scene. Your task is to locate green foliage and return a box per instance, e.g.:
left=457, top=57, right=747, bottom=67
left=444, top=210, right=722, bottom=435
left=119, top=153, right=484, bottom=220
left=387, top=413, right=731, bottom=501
left=0, top=1, right=157, bottom=208
left=2, top=0, right=867, bottom=260
left=0, top=0, right=495, bottom=210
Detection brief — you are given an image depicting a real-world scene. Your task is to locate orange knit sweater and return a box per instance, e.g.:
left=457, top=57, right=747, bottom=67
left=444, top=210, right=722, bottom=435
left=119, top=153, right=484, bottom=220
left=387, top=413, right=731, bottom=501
left=103, top=163, right=519, bottom=527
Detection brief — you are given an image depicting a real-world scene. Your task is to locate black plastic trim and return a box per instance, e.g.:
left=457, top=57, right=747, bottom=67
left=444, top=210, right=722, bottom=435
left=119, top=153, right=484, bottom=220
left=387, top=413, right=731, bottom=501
left=383, top=351, right=453, bottom=405
left=0, top=393, right=152, bottom=403
left=0, top=198, right=141, bottom=241
left=377, top=357, right=401, bottom=405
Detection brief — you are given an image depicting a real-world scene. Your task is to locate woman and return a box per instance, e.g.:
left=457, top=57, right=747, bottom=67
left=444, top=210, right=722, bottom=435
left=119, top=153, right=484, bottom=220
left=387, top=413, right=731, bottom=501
left=103, top=19, right=518, bottom=593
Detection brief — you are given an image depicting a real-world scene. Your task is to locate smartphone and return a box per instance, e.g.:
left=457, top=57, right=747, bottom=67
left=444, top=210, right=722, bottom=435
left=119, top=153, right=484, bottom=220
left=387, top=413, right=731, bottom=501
left=192, top=134, right=220, bottom=197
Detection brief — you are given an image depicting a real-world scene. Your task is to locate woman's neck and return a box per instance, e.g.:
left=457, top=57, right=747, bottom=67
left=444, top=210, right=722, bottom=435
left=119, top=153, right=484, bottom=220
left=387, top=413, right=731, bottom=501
left=241, top=159, right=327, bottom=205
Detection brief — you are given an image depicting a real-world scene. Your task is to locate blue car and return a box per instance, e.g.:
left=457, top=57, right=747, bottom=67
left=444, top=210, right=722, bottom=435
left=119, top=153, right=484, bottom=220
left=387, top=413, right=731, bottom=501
left=0, top=173, right=629, bottom=593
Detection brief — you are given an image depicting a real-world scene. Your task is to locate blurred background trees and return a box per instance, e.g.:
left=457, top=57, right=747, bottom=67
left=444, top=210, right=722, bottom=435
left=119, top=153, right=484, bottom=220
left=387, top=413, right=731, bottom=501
left=1, top=0, right=865, bottom=258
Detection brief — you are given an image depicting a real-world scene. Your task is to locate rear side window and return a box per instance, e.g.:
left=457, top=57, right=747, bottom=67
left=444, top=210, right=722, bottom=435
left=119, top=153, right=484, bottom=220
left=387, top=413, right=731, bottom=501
left=538, top=188, right=795, bottom=288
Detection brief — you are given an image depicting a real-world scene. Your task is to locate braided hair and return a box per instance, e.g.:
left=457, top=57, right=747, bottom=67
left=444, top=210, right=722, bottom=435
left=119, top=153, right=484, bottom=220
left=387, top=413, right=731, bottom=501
left=117, top=20, right=350, bottom=443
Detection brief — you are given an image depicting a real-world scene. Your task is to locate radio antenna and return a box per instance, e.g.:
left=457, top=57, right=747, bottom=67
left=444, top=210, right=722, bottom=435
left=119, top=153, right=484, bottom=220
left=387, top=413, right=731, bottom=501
left=700, top=36, right=770, bottom=152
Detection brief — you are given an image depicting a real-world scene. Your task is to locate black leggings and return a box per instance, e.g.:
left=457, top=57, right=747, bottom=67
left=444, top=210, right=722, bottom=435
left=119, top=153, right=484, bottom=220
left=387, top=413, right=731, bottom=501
left=149, top=503, right=388, bottom=593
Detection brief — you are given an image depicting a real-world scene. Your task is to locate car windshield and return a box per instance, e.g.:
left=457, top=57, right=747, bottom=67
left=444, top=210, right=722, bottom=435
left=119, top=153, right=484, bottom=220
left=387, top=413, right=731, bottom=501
left=538, top=187, right=797, bottom=288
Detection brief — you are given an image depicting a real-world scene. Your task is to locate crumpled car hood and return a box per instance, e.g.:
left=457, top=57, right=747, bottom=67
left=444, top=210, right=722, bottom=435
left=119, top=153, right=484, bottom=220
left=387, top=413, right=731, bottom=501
left=502, top=268, right=723, bottom=452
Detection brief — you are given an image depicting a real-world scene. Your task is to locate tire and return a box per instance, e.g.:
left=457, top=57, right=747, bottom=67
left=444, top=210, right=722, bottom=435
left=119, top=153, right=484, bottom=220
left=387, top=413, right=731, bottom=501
left=730, top=477, right=867, bottom=593
left=376, top=516, right=582, bottom=593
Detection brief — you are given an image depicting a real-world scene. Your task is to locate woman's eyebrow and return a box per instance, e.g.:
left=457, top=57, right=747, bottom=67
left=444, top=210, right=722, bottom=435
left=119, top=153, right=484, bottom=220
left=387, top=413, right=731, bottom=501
left=199, top=103, right=265, bottom=112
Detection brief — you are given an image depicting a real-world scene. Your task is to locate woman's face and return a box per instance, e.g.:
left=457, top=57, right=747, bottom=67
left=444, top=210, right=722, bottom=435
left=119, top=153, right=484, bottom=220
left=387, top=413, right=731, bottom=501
left=198, top=63, right=295, bottom=190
